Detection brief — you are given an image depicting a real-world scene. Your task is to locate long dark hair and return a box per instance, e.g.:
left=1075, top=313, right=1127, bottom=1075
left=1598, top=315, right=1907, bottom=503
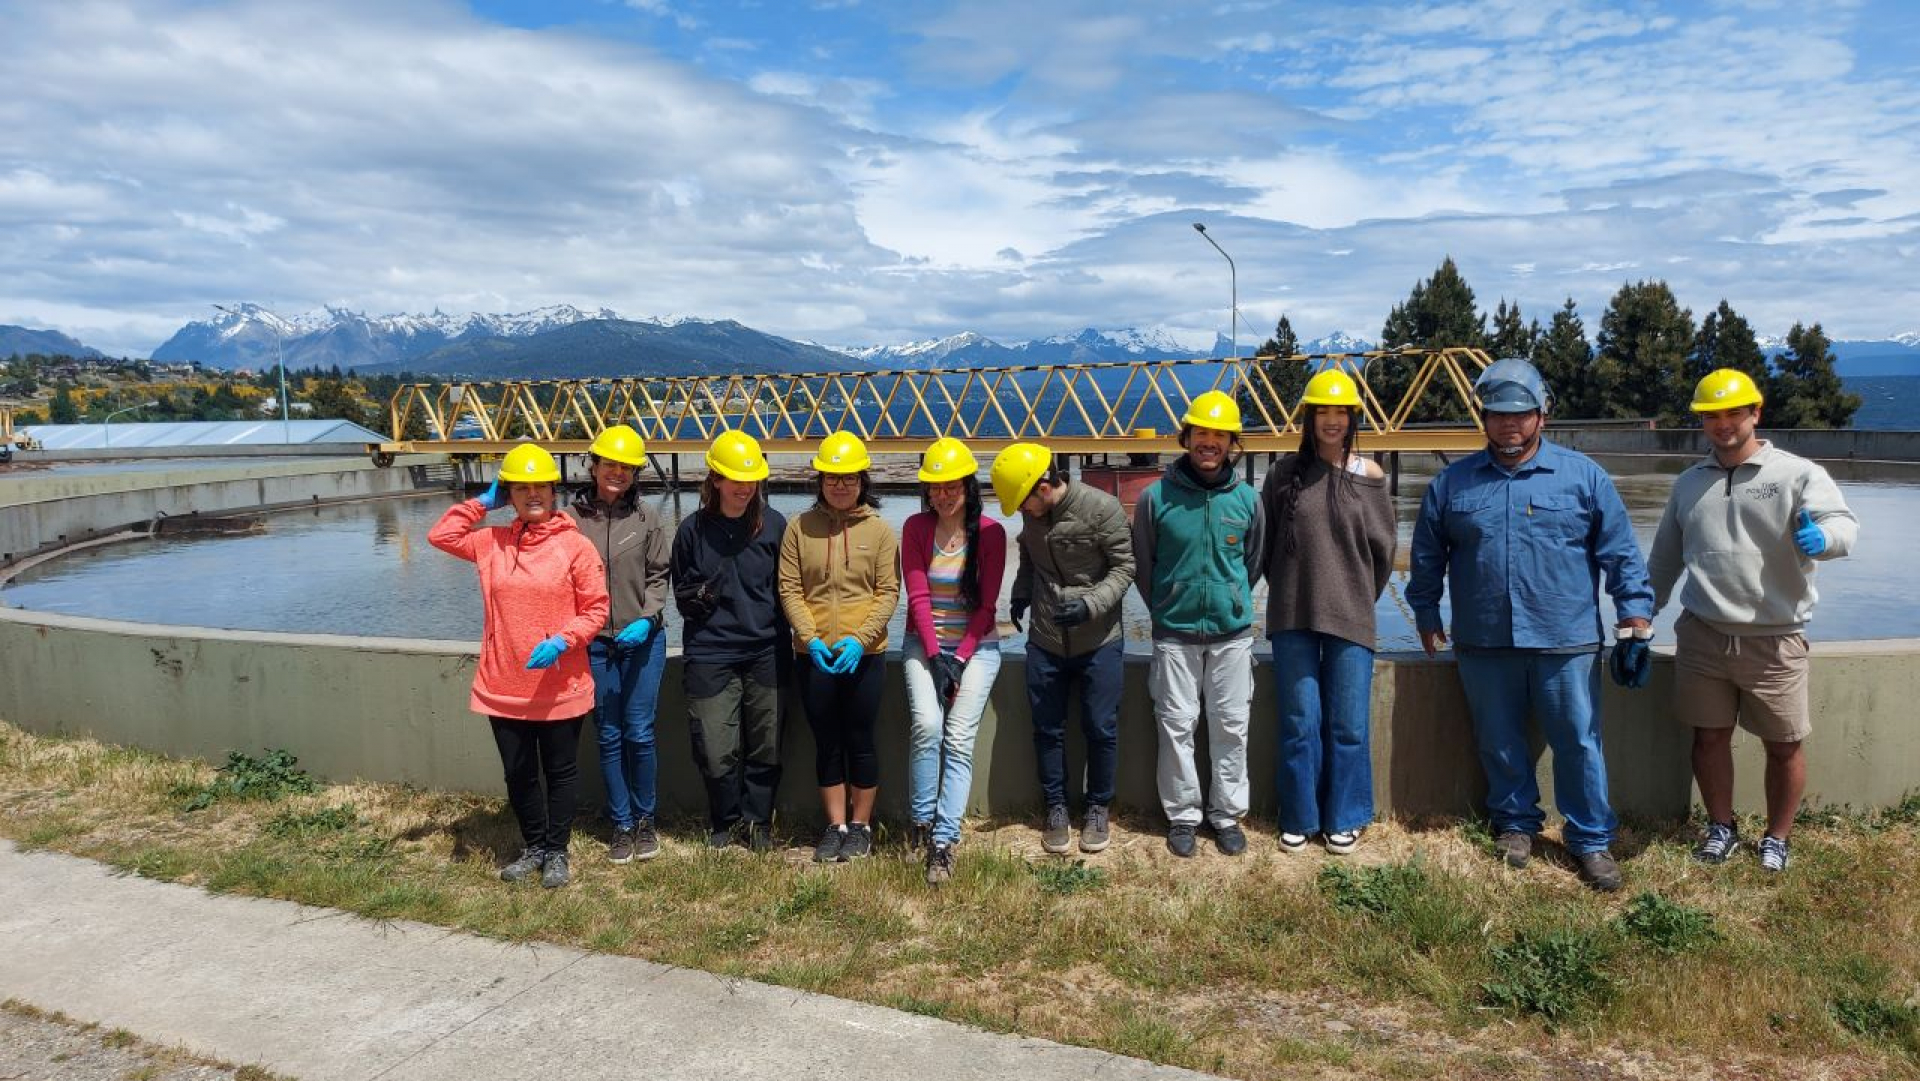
left=576, top=452, right=641, bottom=515
left=698, top=472, right=764, bottom=538
left=921, top=475, right=985, bottom=612
left=1272, top=406, right=1359, bottom=557
left=813, top=470, right=881, bottom=510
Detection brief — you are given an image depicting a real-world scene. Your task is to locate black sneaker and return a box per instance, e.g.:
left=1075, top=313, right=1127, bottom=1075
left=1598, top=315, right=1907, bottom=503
left=842, top=823, right=874, bottom=860
left=1079, top=804, right=1110, bottom=853
left=1167, top=822, right=1198, bottom=858
left=925, top=843, right=955, bottom=886
left=708, top=824, right=737, bottom=850
left=632, top=819, right=660, bottom=861
left=608, top=828, right=635, bottom=865
left=499, top=847, right=545, bottom=883
left=748, top=823, right=775, bottom=853
left=814, top=824, right=847, bottom=863
left=1041, top=804, right=1072, bottom=854
left=1213, top=821, right=1247, bottom=856
left=540, top=850, right=571, bottom=889
left=907, top=821, right=931, bottom=853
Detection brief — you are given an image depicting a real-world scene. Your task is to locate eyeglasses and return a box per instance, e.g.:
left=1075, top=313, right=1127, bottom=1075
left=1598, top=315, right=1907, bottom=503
left=821, top=474, right=861, bottom=487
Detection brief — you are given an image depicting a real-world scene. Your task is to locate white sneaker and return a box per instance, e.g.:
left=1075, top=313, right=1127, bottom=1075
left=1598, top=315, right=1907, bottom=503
left=1758, top=834, right=1790, bottom=873
left=1279, top=831, right=1310, bottom=853
left=1324, top=830, right=1360, bottom=856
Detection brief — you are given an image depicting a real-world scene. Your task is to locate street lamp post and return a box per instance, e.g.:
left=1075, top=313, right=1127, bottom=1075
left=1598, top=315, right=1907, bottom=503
left=213, top=303, right=293, bottom=444
left=102, top=400, right=158, bottom=449
left=1192, top=222, right=1241, bottom=360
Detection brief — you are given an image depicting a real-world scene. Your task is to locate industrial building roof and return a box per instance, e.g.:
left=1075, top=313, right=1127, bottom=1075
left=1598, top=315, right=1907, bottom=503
left=17, top=419, right=388, bottom=450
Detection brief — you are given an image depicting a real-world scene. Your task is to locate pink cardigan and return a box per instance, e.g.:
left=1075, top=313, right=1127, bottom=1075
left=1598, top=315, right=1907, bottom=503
left=900, top=511, right=1006, bottom=663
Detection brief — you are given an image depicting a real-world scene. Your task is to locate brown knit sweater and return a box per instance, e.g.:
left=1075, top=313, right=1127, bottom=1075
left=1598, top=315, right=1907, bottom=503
left=1260, top=455, right=1397, bottom=648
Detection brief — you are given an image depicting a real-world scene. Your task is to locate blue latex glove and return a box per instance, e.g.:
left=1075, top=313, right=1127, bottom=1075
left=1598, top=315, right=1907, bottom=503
left=1609, top=637, right=1652, bottom=689
left=832, top=637, right=866, bottom=674
left=476, top=479, right=506, bottom=511
left=1794, top=509, right=1827, bottom=557
left=807, top=638, right=838, bottom=674
left=615, top=618, right=652, bottom=645
left=526, top=634, right=568, bottom=670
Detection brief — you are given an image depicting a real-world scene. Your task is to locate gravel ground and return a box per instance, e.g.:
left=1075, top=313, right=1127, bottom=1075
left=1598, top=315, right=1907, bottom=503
left=0, top=1001, right=279, bottom=1081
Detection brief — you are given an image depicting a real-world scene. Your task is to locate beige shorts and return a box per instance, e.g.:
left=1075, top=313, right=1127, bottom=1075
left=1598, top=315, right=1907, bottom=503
left=1672, top=611, right=1811, bottom=743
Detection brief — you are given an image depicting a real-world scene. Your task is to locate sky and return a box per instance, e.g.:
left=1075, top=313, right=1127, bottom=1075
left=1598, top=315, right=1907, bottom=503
left=4, top=0, right=1918, bottom=358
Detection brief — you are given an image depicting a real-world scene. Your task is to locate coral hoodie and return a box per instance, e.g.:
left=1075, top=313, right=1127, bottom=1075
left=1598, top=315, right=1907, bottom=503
left=429, top=499, right=609, bottom=721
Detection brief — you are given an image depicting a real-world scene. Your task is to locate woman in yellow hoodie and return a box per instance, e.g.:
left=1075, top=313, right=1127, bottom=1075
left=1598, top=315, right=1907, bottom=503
left=779, top=430, right=900, bottom=862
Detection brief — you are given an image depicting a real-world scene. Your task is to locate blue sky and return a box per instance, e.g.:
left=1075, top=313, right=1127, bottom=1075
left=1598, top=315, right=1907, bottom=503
left=4, top=0, right=1917, bottom=356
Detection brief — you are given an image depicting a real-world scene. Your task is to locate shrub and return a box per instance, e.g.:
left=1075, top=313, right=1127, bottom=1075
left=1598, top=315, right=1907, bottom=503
left=1482, top=928, right=1616, bottom=1025
left=1616, top=892, right=1718, bottom=954
left=176, top=750, right=319, bottom=811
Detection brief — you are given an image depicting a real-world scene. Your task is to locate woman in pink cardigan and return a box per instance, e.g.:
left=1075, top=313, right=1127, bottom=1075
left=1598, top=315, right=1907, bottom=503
left=429, top=444, right=608, bottom=889
left=900, top=438, right=1006, bottom=885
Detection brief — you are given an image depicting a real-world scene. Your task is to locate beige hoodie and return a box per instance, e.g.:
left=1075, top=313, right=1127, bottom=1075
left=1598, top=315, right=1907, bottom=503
left=778, top=501, right=901, bottom=653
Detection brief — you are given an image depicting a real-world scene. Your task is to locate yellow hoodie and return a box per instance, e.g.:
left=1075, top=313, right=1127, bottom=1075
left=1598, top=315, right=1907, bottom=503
left=778, top=502, right=900, bottom=654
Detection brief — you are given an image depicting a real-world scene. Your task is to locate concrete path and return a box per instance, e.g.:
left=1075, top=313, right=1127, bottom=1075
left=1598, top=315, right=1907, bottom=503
left=0, top=841, right=1217, bottom=1081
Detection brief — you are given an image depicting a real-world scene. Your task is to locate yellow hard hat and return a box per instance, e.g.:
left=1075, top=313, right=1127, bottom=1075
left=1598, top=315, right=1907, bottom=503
left=589, top=424, right=646, bottom=467
left=1301, top=369, right=1362, bottom=408
left=1181, top=390, right=1243, bottom=433
left=918, top=437, right=979, bottom=483
left=1691, top=368, right=1764, bottom=412
left=499, top=443, right=561, bottom=484
left=812, top=430, right=872, bottom=474
left=990, top=442, right=1052, bottom=516
left=706, top=430, right=769, bottom=482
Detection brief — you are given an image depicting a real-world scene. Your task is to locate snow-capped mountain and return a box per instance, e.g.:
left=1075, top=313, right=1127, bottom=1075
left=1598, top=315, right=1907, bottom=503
left=154, top=304, right=623, bottom=370
left=1303, top=331, right=1376, bottom=353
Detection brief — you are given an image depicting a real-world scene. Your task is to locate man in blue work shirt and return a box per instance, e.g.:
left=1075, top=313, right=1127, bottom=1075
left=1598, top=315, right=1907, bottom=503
left=1408, top=358, right=1653, bottom=892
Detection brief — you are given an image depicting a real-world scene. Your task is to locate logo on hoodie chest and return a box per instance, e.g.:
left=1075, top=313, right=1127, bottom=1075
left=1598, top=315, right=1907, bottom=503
left=1743, top=482, right=1781, bottom=502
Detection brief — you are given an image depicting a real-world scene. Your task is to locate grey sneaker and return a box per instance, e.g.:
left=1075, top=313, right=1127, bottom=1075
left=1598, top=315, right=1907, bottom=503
left=1496, top=831, right=1532, bottom=869
left=708, top=824, right=737, bottom=850
left=907, top=821, right=931, bottom=853
left=1167, top=822, right=1198, bottom=858
left=1080, top=804, right=1111, bottom=853
left=925, top=843, right=955, bottom=886
left=608, top=828, right=635, bottom=865
left=1042, top=805, right=1072, bottom=854
left=1324, top=829, right=1360, bottom=856
left=1758, top=834, right=1791, bottom=873
left=632, top=819, right=660, bottom=861
left=540, top=850, right=571, bottom=889
left=813, top=824, right=847, bottom=863
left=1693, top=820, right=1739, bottom=864
left=1214, top=821, right=1247, bottom=856
left=499, top=847, right=545, bottom=883
left=1278, top=831, right=1310, bottom=853
left=841, top=823, right=874, bottom=860
left=1575, top=850, right=1622, bottom=892
left=748, top=823, right=774, bottom=854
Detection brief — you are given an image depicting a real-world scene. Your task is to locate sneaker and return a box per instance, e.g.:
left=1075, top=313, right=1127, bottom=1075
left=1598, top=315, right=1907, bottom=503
left=1080, top=804, right=1111, bottom=853
left=632, top=819, right=660, bottom=861
left=1167, top=822, right=1198, bottom=858
left=608, top=828, right=635, bottom=865
left=842, top=823, right=874, bottom=860
left=1496, top=830, right=1532, bottom=869
left=1758, top=834, right=1791, bottom=873
left=708, top=824, right=737, bottom=850
left=540, top=850, right=571, bottom=889
left=925, top=843, right=955, bottom=886
left=499, top=847, right=545, bottom=883
left=748, top=823, right=775, bottom=854
left=1575, top=850, right=1622, bottom=893
left=1278, top=831, right=1310, bottom=853
left=1214, top=822, right=1248, bottom=856
left=1041, top=805, right=1072, bottom=854
left=907, top=821, right=931, bottom=853
left=1325, top=830, right=1360, bottom=856
left=813, top=824, right=847, bottom=863
left=1692, top=820, right=1739, bottom=864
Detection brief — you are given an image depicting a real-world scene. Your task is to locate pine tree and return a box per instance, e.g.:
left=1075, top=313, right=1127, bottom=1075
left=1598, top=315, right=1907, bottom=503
left=1489, top=299, right=1538, bottom=359
left=1768, top=322, right=1860, bottom=429
left=1533, top=298, right=1596, bottom=418
left=1247, top=315, right=1308, bottom=429
left=1687, top=300, right=1768, bottom=392
left=1377, top=256, right=1486, bottom=421
left=49, top=386, right=78, bottom=424
left=1594, top=281, right=1695, bottom=422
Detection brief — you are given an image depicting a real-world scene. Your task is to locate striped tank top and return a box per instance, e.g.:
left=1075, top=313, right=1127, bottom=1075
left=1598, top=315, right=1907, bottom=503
left=927, top=539, right=995, bottom=648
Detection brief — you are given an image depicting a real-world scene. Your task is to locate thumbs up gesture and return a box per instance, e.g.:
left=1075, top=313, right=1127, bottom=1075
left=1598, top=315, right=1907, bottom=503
left=1793, top=509, right=1827, bottom=558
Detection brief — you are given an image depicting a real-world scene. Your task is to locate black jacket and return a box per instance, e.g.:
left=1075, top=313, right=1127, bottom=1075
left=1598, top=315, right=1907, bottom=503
left=671, top=504, right=788, bottom=663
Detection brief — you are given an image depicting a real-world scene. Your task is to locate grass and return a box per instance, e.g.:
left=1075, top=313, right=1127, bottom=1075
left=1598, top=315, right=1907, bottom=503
left=2, top=720, right=1917, bottom=1081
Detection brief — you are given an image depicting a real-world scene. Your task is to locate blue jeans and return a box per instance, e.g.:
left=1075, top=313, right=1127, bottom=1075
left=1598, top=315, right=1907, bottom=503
left=1025, top=640, right=1122, bottom=809
left=589, top=630, right=666, bottom=830
left=1454, top=649, right=1615, bottom=854
left=1271, top=631, right=1376, bottom=836
left=904, top=640, right=1003, bottom=846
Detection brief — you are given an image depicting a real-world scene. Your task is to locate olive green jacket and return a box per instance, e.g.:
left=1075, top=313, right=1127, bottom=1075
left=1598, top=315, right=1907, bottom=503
left=1011, top=481, right=1135, bottom=657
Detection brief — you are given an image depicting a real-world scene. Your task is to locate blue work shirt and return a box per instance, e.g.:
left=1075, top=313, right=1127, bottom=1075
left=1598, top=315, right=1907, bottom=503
left=1408, top=439, right=1653, bottom=650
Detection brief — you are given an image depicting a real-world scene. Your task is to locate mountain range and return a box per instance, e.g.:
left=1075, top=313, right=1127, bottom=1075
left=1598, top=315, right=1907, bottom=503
left=0, top=325, right=104, bottom=361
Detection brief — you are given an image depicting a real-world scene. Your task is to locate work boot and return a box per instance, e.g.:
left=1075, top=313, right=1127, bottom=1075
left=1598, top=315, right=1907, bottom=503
left=499, top=847, right=545, bottom=883
left=632, top=818, right=660, bottom=861
left=1079, top=804, right=1110, bottom=853
left=1214, top=821, right=1248, bottom=856
left=1575, top=850, right=1622, bottom=893
left=1496, top=831, right=1532, bottom=869
left=925, top=843, right=955, bottom=886
left=1167, top=822, right=1198, bottom=858
left=841, top=823, right=874, bottom=860
left=1042, top=805, right=1072, bottom=855
left=814, top=824, right=847, bottom=864
left=540, top=850, right=571, bottom=889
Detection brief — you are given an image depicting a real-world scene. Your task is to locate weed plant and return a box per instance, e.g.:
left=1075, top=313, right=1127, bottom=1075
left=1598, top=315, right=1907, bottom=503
left=174, top=749, right=318, bottom=811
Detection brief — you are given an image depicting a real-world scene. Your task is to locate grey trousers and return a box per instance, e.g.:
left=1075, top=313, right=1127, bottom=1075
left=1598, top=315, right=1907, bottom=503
left=1148, top=636, right=1253, bottom=828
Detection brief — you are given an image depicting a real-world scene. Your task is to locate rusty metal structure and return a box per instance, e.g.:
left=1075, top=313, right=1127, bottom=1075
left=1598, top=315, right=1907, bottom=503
left=369, top=347, right=1496, bottom=464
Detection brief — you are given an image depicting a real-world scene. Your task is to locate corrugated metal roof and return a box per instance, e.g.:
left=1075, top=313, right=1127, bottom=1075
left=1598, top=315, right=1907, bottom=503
left=17, top=419, right=388, bottom=450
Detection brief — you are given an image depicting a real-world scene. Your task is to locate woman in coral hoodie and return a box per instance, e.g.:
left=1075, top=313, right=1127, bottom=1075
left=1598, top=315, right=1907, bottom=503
left=430, top=443, right=609, bottom=889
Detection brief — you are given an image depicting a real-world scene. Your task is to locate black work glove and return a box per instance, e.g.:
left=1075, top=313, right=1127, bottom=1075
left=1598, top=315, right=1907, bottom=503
left=682, top=580, right=718, bottom=622
left=930, top=652, right=965, bottom=707
left=1009, top=598, right=1029, bottom=631
left=1054, top=597, right=1090, bottom=628
left=1609, top=637, right=1651, bottom=689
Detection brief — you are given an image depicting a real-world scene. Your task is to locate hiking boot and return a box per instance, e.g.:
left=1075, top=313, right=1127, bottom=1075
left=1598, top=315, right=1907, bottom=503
left=1167, top=822, right=1198, bottom=858
left=1041, top=804, right=1072, bottom=855
left=540, top=850, right=571, bottom=889
left=814, top=824, right=847, bottom=863
left=748, top=823, right=775, bottom=854
left=1575, top=850, right=1622, bottom=893
left=1324, top=829, right=1360, bottom=856
left=1758, top=834, right=1791, bottom=873
left=608, top=828, right=635, bottom=865
left=1496, top=831, right=1532, bottom=869
left=1692, top=820, right=1739, bottom=864
left=907, top=821, right=931, bottom=853
left=925, top=843, right=955, bottom=886
left=1214, top=821, right=1248, bottom=856
left=499, top=847, right=545, bottom=883
left=842, top=823, right=874, bottom=860
left=1278, top=831, right=1310, bottom=853
left=632, top=819, right=660, bottom=861
left=1080, top=804, right=1111, bottom=853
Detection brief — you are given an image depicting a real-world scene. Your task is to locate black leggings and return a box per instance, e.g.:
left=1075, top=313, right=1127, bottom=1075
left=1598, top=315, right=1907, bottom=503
left=489, top=715, right=585, bottom=853
left=798, top=655, right=882, bottom=788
